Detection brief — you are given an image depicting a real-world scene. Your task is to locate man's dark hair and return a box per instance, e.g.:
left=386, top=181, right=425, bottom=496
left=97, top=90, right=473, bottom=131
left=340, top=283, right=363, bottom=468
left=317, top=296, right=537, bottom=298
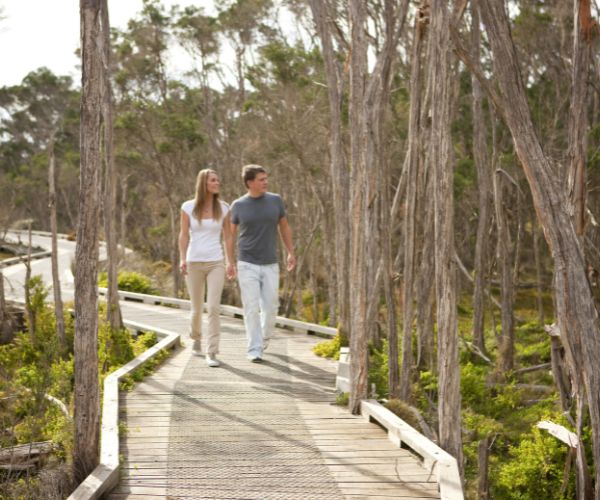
left=242, top=164, right=267, bottom=188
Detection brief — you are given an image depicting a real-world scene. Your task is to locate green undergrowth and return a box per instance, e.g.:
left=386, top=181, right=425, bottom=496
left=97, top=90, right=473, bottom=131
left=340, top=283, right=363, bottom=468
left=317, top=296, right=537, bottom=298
left=311, top=287, right=591, bottom=499
left=0, top=275, right=169, bottom=497
left=312, top=331, right=345, bottom=360
left=98, top=270, right=157, bottom=295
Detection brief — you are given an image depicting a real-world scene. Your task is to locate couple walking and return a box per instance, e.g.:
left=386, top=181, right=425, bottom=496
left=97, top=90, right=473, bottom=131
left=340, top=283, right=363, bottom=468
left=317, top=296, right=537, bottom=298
left=178, top=164, right=296, bottom=367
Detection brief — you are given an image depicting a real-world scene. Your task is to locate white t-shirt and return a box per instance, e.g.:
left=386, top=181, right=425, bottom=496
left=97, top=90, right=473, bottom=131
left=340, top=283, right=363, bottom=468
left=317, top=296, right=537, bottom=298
left=181, top=199, right=229, bottom=262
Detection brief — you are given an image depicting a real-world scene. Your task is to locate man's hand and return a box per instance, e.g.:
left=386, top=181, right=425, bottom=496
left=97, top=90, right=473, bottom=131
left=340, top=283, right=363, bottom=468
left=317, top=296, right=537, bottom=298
left=179, top=261, right=187, bottom=276
left=226, top=262, right=237, bottom=280
left=286, top=254, right=296, bottom=272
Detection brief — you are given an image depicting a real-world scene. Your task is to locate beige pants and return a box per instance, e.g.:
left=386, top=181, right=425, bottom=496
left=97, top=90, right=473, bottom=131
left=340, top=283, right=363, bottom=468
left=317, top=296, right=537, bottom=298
left=186, top=260, right=225, bottom=355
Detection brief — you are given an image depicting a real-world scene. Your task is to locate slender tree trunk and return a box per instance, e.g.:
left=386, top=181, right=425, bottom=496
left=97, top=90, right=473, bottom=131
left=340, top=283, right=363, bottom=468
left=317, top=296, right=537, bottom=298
left=470, top=0, right=491, bottom=355
left=480, top=2, right=600, bottom=494
left=416, top=172, right=435, bottom=370
left=567, top=0, right=592, bottom=236
left=429, top=0, right=463, bottom=467
left=399, top=4, right=426, bottom=401
left=100, top=0, right=122, bottom=331
left=25, top=222, right=34, bottom=341
left=477, top=436, right=490, bottom=500
left=533, top=219, right=545, bottom=325
left=74, top=0, right=102, bottom=482
left=348, top=0, right=369, bottom=414
left=494, top=170, right=515, bottom=374
left=308, top=0, right=350, bottom=340
left=48, top=138, right=66, bottom=349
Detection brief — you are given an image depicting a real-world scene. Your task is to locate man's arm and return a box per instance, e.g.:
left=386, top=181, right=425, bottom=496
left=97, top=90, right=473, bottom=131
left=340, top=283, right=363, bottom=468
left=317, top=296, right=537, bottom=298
left=278, top=216, right=296, bottom=272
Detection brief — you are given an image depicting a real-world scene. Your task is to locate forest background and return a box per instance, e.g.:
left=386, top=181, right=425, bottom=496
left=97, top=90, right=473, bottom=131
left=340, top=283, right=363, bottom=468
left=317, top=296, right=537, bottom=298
left=1, top=0, right=600, bottom=499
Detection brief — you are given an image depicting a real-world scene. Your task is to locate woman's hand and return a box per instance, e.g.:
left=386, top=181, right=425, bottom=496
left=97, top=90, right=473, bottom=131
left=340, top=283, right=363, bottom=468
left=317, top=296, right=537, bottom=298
left=180, top=261, right=187, bottom=275
left=226, top=262, right=236, bottom=280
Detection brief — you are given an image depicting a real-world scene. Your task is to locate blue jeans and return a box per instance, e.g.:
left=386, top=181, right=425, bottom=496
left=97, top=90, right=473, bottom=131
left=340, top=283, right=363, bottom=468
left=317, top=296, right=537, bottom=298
left=237, top=261, right=279, bottom=357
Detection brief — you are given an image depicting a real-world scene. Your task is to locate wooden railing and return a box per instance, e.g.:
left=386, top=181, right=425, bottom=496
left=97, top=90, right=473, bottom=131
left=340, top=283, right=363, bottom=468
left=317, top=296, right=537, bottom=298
left=67, top=320, right=180, bottom=500
left=97, top=287, right=338, bottom=338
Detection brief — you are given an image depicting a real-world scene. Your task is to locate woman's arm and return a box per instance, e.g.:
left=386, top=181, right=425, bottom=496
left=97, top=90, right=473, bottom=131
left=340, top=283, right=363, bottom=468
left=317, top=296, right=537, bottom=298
left=178, top=210, right=190, bottom=275
left=223, top=214, right=237, bottom=280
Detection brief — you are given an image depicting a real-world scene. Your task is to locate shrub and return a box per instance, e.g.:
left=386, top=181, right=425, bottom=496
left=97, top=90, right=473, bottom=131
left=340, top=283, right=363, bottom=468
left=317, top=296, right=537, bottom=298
left=313, top=332, right=343, bottom=360
left=98, top=270, right=156, bottom=295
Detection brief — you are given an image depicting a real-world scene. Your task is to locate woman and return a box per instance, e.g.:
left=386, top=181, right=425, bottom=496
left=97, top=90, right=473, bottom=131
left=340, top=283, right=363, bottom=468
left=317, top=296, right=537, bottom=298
left=179, top=169, right=233, bottom=367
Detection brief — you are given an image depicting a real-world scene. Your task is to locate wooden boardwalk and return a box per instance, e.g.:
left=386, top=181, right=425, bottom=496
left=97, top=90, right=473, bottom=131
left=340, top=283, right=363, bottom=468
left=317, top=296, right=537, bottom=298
left=3, top=232, right=441, bottom=499
left=106, top=302, right=439, bottom=499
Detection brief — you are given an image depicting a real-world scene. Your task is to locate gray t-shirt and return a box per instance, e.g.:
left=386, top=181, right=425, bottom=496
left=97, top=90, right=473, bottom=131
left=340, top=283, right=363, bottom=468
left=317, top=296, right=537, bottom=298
left=230, top=192, right=286, bottom=265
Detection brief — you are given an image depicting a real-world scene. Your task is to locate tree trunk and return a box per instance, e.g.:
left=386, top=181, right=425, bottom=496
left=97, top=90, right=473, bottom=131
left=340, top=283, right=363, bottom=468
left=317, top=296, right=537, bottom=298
left=567, top=0, right=592, bottom=236
left=480, top=1, right=600, bottom=494
left=25, top=222, right=34, bottom=341
left=100, top=0, right=122, bottom=331
left=470, top=0, right=492, bottom=355
left=493, top=170, right=515, bottom=374
left=532, top=219, right=545, bottom=325
left=399, top=3, right=426, bottom=401
left=429, top=0, right=463, bottom=467
left=308, top=0, right=350, bottom=340
left=74, top=0, right=102, bottom=482
left=48, top=138, right=66, bottom=349
left=477, top=436, right=490, bottom=500
left=348, top=0, right=369, bottom=414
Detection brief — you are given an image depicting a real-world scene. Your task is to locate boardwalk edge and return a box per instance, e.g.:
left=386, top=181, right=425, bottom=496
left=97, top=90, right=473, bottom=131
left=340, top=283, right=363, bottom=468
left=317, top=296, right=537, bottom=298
left=360, top=399, right=464, bottom=500
left=67, top=321, right=180, bottom=500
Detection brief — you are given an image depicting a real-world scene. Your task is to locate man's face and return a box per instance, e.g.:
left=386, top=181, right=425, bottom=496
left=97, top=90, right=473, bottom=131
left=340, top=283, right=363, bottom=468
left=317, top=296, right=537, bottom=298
left=248, top=172, right=268, bottom=193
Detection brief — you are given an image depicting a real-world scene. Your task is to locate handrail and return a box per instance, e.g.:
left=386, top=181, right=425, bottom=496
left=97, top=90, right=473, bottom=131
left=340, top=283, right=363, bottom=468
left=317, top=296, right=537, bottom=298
left=360, top=400, right=464, bottom=500
left=67, top=321, right=180, bottom=500
left=97, top=287, right=338, bottom=338
left=0, top=251, right=52, bottom=269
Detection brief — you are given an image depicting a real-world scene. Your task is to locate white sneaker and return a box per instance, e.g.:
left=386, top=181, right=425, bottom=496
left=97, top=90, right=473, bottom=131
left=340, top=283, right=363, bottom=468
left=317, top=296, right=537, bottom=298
left=192, top=340, right=202, bottom=356
left=206, top=355, right=220, bottom=367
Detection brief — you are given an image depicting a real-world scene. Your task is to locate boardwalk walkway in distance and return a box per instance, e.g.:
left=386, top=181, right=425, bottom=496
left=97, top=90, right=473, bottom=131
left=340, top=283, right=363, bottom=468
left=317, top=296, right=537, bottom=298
left=107, top=302, right=439, bottom=500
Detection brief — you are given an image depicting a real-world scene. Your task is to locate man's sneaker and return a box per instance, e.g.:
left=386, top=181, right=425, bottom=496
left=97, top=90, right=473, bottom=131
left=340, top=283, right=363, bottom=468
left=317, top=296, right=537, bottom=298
left=248, top=356, right=263, bottom=363
left=206, top=355, right=220, bottom=367
left=192, top=339, right=202, bottom=356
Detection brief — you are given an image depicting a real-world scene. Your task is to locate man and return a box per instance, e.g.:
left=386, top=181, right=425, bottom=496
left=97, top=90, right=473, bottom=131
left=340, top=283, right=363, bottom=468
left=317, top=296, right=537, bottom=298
left=227, top=165, right=296, bottom=362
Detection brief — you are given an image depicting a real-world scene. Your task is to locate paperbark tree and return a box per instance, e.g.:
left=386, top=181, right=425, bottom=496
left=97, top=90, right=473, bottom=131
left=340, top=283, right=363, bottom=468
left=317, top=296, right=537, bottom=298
left=399, top=0, right=428, bottom=401
left=567, top=0, right=593, bottom=236
left=48, top=137, right=66, bottom=349
left=493, top=169, right=515, bottom=374
left=308, top=0, right=350, bottom=340
left=73, top=0, right=103, bottom=481
left=348, top=0, right=369, bottom=413
left=470, top=0, right=491, bottom=355
left=100, top=0, right=122, bottom=331
left=479, top=1, right=600, bottom=495
left=429, top=0, right=463, bottom=466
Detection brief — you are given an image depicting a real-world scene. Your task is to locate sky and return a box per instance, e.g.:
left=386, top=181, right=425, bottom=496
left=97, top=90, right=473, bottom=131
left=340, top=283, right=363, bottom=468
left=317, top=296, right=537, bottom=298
left=0, top=0, right=206, bottom=88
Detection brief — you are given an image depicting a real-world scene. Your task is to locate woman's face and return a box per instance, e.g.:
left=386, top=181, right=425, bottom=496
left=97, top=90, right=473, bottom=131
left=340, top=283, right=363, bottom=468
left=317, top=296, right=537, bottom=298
left=206, top=173, right=220, bottom=194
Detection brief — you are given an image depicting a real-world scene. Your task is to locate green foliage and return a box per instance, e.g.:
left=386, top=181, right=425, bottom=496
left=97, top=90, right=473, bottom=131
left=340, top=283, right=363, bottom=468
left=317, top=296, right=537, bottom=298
left=454, top=157, right=475, bottom=201
left=98, top=270, right=156, bottom=295
left=494, top=426, right=573, bottom=499
left=1, top=277, right=168, bottom=496
left=335, top=392, right=349, bottom=406
left=312, top=332, right=343, bottom=360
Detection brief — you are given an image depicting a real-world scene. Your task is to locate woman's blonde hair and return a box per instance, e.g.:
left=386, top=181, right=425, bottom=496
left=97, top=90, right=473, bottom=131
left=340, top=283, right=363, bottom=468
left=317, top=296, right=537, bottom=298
left=192, top=169, right=222, bottom=222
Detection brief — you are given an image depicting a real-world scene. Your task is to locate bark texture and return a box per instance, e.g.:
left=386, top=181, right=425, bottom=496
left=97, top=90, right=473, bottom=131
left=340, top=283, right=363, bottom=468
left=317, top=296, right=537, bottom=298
left=74, top=0, right=102, bottom=482
left=429, top=0, right=463, bottom=467
left=480, top=1, right=600, bottom=495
